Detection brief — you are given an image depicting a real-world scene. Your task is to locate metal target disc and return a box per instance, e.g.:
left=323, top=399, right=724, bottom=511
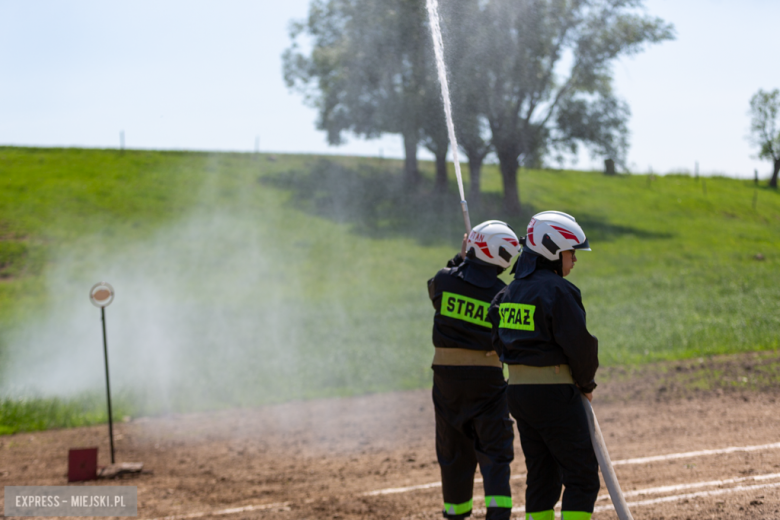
left=90, top=282, right=115, bottom=308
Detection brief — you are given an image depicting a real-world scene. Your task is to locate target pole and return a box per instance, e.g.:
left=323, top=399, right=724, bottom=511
left=101, top=306, right=115, bottom=464
left=91, top=282, right=116, bottom=465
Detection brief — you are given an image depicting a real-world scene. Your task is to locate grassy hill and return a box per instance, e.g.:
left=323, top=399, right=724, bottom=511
left=1, top=146, right=778, bottom=433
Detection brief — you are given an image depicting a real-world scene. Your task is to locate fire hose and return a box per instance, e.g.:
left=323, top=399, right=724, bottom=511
left=581, top=394, right=634, bottom=520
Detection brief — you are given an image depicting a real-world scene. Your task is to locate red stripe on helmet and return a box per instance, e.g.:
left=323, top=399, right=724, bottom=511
left=474, top=241, right=493, bottom=258
left=527, top=218, right=536, bottom=246
left=551, top=226, right=580, bottom=243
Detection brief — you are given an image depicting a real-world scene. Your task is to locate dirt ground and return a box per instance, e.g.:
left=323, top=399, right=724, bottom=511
left=2, top=352, right=780, bottom=520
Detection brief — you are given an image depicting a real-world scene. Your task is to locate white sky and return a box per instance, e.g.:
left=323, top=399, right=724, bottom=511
left=0, top=0, right=777, bottom=178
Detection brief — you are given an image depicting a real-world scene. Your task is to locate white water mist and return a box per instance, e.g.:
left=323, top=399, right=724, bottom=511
left=0, top=156, right=436, bottom=414
left=425, top=0, right=471, bottom=233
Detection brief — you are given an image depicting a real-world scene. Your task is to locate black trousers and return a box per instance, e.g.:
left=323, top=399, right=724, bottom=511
left=507, top=384, right=600, bottom=515
left=433, top=366, right=515, bottom=520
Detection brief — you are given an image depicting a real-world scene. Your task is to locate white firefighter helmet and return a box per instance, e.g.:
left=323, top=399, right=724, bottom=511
left=524, top=211, right=590, bottom=261
left=465, top=220, right=521, bottom=269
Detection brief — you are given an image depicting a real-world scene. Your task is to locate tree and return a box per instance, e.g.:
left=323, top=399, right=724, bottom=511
left=283, top=0, right=430, bottom=186
left=419, top=0, right=489, bottom=195
left=749, top=89, right=780, bottom=188
left=284, top=0, right=673, bottom=209
left=421, top=103, right=451, bottom=192
left=476, top=0, right=674, bottom=212
left=284, top=0, right=504, bottom=195
left=455, top=106, right=493, bottom=204
left=444, top=0, right=494, bottom=203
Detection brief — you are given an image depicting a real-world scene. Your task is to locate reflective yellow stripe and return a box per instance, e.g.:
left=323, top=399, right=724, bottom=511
left=526, top=510, right=554, bottom=520
left=499, top=303, right=536, bottom=330
left=443, top=498, right=473, bottom=515
left=485, top=495, right=512, bottom=508
left=561, top=512, right=592, bottom=520
left=441, top=292, right=491, bottom=328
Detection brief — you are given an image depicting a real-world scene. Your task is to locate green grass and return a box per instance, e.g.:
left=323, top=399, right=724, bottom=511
left=1, top=146, right=779, bottom=434
left=0, top=392, right=133, bottom=435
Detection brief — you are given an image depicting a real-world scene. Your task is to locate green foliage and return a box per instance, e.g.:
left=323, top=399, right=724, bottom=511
left=748, top=88, right=780, bottom=187
left=284, top=0, right=676, bottom=209
left=284, top=0, right=436, bottom=183
left=749, top=88, right=780, bottom=161
left=0, top=147, right=779, bottom=433
left=480, top=0, right=674, bottom=209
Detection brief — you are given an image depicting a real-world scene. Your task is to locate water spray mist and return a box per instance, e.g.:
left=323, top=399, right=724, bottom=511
left=425, top=0, right=471, bottom=235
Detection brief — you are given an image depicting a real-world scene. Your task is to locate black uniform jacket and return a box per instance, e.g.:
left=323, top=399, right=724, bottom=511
left=488, top=261, right=599, bottom=392
left=428, top=254, right=506, bottom=352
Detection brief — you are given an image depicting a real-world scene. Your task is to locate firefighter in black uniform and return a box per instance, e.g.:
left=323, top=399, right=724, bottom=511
left=488, top=211, right=599, bottom=520
left=428, top=220, right=521, bottom=520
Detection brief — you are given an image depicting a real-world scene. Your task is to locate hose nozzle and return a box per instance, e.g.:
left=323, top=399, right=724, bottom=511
left=461, top=200, right=471, bottom=235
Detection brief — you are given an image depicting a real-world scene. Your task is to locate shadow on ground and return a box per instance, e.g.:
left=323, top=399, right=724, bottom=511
left=261, top=159, right=672, bottom=246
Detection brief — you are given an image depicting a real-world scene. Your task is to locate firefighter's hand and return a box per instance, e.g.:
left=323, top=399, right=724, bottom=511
left=485, top=351, right=497, bottom=357
left=459, top=233, right=468, bottom=259
left=576, top=382, right=594, bottom=402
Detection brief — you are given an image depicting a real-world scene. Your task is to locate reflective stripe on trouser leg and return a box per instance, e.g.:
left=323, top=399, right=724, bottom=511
left=434, top=380, right=477, bottom=518
left=443, top=499, right=473, bottom=516
left=433, top=368, right=512, bottom=519
left=485, top=496, right=512, bottom=508
left=525, top=510, right=554, bottom=520
left=471, top=373, right=514, bottom=520
left=561, top=512, right=592, bottom=520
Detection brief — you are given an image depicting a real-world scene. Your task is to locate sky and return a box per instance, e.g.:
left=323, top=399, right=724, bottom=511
left=0, top=0, right=778, bottom=178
